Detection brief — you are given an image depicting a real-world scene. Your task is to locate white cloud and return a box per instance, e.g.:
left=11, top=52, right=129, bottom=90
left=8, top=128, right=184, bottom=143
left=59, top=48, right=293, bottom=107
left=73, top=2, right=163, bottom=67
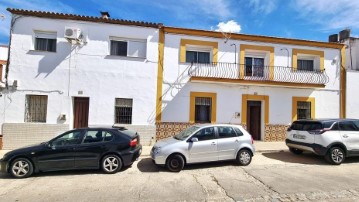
left=214, top=20, right=241, bottom=33
left=292, top=0, right=359, bottom=30
left=248, top=0, right=277, bottom=15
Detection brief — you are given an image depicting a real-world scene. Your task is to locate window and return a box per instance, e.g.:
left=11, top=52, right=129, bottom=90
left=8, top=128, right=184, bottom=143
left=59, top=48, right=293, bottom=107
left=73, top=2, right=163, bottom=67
left=297, top=101, right=311, bottom=120
left=34, top=31, right=56, bottom=52
left=234, top=127, right=244, bottom=136
left=339, top=121, right=359, bottom=131
left=25, top=95, right=48, bottom=123
left=51, top=131, right=82, bottom=147
left=292, top=97, right=315, bottom=121
left=186, top=50, right=210, bottom=63
left=110, top=37, right=146, bottom=58
left=218, top=127, right=237, bottom=138
left=115, top=98, right=133, bottom=124
left=245, top=57, right=264, bottom=77
left=83, top=130, right=114, bottom=143
left=192, top=127, right=215, bottom=141
left=195, top=97, right=212, bottom=123
left=297, top=59, right=314, bottom=71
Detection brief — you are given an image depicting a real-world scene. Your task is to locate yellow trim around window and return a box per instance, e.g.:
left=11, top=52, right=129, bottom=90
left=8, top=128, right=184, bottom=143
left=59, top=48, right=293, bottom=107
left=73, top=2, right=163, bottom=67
left=292, top=97, right=315, bottom=121
left=189, top=92, right=217, bottom=123
left=292, top=49, right=324, bottom=71
left=241, top=94, right=269, bottom=125
left=180, top=39, right=218, bottom=63
left=239, top=44, right=274, bottom=80
left=155, top=27, right=165, bottom=122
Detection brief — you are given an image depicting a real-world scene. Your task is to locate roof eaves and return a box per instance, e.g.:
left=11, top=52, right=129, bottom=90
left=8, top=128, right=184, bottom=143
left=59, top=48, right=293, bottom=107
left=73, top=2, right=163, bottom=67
left=7, top=8, right=163, bottom=29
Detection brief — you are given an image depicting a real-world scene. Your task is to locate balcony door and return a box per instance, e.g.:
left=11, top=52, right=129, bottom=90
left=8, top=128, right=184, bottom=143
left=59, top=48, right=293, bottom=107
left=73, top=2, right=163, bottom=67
left=245, top=57, right=264, bottom=77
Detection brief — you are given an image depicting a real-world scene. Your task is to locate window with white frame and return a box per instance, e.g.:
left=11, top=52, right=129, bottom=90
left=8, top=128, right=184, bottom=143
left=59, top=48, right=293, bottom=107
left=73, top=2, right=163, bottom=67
left=34, top=31, right=57, bottom=52
left=115, top=98, right=133, bottom=124
left=185, top=46, right=211, bottom=63
left=297, top=55, right=318, bottom=71
left=245, top=57, right=264, bottom=77
left=25, top=95, right=48, bottom=122
left=110, top=37, right=146, bottom=58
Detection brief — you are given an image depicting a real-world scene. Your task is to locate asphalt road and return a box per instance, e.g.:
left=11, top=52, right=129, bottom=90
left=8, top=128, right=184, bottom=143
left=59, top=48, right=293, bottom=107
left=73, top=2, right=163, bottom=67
left=1, top=151, right=359, bottom=202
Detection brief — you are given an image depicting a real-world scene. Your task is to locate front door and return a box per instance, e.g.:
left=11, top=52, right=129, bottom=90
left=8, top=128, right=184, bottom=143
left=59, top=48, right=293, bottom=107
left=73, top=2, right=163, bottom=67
left=187, top=127, right=218, bottom=163
left=73, top=97, right=89, bottom=129
left=247, top=101, right=261, bottom=140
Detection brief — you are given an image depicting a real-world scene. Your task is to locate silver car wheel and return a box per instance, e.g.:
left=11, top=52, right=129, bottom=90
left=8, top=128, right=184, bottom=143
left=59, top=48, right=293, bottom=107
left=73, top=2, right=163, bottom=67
left=103, top=157, right=119, bottom=172
left=11, top=160, right=30, bottom=177
left=331, top=148, right=344, bottom=164
left=240, top=151, right=251, bottom=164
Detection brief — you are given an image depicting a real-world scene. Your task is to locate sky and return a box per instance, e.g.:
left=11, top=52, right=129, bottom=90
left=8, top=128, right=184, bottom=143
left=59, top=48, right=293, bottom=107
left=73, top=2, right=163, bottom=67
left=0, top=0, right=358, bottom=45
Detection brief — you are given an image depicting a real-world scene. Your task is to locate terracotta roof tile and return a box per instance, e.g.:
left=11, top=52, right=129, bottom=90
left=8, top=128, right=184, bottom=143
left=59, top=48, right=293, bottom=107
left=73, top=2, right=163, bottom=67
left=7, top=8, right=163, bottom=28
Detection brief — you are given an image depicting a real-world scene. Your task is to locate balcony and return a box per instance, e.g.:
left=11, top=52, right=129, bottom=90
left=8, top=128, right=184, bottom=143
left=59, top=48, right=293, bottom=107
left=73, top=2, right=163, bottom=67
left=188, top=62, right=329, bottom=87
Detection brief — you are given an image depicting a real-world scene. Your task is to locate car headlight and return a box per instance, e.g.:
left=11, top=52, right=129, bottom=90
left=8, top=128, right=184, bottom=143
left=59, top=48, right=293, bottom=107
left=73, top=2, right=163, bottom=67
left=153, top=147, right=161, bottom=155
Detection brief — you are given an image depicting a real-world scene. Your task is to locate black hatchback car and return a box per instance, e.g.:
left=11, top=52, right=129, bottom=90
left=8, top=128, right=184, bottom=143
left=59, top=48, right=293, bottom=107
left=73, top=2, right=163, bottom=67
left=0, top=127, right=142, bottom=178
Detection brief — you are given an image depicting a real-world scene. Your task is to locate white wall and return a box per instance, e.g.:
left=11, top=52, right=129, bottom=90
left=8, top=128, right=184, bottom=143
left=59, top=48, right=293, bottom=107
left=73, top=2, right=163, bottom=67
left=1, top=16, right=159, bottom=128
left=0, top=46, right=8, bottom=60
left=347, top=71, right=359, bottom=118
left=161, top=33, right=341, bottom=125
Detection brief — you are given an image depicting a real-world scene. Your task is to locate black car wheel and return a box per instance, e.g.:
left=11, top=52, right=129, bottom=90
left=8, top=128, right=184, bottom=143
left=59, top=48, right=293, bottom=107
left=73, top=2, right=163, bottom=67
left=236, top=149, right=252, bottom=166
left=289, top=148, right=304, bottom=155
left=166, top=154, right=184, bottom=172
left=10, top=158, right=34, bottom=178
left=101, top=155, right=123, bottom=174
left=325, top=147, right=345, bottom=165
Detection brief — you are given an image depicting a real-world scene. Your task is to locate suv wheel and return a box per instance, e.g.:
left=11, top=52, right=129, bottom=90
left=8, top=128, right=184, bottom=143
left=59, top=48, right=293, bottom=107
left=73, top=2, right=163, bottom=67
left=102, top=155, right=123, bottom=174
left=166, top=154, right=184, bottom=172
left=289, top=148, right=304, bottom=155
left=236, top=149, right=252, bottom=166
left=10, top=158, right=34, bottom=178
left=325, top=147, right=345, bottom=165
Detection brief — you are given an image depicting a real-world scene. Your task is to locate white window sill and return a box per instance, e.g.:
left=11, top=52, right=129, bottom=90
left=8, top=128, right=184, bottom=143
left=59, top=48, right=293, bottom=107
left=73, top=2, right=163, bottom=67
left=28, top=50, right=57, bottom=53
left=106, top=55, right=146, bottom=61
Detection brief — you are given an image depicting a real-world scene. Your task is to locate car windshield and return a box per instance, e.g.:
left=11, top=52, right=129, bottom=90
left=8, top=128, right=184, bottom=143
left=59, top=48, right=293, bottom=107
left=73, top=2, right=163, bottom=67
left=174, top=126, right=200, bottom=141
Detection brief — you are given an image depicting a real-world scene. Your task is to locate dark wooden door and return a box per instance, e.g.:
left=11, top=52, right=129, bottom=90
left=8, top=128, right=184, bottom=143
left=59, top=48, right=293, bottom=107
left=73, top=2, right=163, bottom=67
left=247, top=101, right=261, bottom=140
left=73, top=97, right=89, bottom=129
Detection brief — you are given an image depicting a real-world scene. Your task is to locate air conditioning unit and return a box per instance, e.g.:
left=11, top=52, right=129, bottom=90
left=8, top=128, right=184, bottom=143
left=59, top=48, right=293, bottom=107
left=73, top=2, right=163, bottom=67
left=64, top=27, right=81, bottom=39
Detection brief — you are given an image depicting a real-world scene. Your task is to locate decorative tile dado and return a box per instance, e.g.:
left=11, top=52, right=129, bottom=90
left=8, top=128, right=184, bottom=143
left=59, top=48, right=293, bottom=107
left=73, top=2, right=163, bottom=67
left=156, top=122, right=194, bottom=140
left=264, top=124, right=289, bottom=141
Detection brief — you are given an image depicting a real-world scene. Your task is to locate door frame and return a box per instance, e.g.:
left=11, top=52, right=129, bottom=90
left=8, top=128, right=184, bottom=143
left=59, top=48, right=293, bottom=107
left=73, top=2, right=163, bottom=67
left=247, top=101, right=262, bottom=140
left=73, top=97, right=90, bottom=129
left=241, top=94, right=269, bottom=141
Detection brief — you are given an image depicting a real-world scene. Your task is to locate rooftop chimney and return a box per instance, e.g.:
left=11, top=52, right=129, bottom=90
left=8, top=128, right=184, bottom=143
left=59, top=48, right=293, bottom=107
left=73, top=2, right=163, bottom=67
left=100, top=11, right=110, bottom=19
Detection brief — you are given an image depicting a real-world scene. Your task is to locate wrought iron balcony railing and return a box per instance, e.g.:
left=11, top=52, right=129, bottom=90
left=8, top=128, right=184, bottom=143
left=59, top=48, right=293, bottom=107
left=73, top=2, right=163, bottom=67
left=188, top=62, right=329, bottom=85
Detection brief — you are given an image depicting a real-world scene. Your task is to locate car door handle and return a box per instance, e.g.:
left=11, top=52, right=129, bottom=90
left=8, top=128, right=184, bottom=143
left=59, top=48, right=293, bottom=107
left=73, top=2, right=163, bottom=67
left=343, top=135, right=349, bottom=138
left=211, top=142, right=216, bottom=145
left=235, top=139, right=239, bottom=143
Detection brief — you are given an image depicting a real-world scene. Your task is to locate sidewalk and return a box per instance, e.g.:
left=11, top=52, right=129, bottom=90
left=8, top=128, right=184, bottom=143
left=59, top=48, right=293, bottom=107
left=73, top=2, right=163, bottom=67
left=0, top=141, right=288, bottom=159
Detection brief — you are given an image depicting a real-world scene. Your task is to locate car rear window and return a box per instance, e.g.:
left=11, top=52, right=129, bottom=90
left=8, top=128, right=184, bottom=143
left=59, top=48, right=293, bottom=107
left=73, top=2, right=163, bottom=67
left=290, top=121, right=323, bottom=131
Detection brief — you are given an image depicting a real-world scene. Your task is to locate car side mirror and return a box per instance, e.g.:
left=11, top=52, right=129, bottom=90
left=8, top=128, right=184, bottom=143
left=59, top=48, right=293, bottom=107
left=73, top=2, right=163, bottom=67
left=191, top=137, right=199, bottom=142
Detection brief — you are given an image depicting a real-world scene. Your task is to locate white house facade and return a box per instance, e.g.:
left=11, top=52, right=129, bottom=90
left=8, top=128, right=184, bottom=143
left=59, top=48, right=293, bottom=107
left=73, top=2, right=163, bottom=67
left=1, top=9, right=161, bottom=149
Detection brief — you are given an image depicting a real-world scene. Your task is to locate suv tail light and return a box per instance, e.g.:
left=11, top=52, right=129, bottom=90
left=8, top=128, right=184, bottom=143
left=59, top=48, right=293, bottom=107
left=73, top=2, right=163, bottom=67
left=251, top=136, right=254, bottom=144
left=308, top=128, right=330, bottom=135
left=129, top=138, right=138, bottom=147
left=287, top=127, right=292, bottom=132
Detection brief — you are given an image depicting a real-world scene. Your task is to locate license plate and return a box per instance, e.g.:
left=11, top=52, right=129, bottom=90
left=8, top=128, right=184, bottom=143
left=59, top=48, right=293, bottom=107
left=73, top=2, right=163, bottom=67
left=293, top=134, right=306, bottom=139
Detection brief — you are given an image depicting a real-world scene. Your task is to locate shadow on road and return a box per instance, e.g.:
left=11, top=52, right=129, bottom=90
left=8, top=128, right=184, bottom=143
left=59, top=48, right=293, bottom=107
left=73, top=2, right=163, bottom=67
left=0, top=165, right=132, bottom=179
left=137, top=157, right=237, bottom=173
left=262, top=151, right=359, bottom=165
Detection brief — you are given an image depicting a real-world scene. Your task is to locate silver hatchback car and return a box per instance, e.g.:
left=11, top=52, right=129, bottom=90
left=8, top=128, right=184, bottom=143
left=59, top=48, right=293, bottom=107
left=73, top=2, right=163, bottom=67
left=151, top=124, right=255, bottom=172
